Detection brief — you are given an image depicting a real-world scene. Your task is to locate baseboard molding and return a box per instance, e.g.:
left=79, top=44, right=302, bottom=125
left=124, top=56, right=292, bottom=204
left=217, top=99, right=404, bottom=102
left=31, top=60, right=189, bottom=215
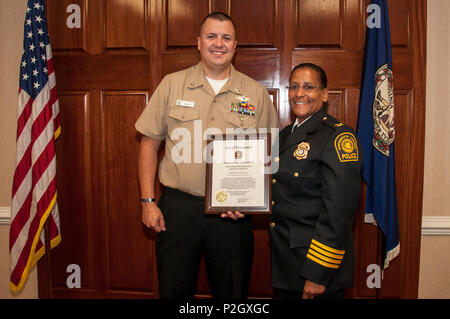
left=422, top=216, right=450, bottom=236
left=0, top=207, right=11, bottom=225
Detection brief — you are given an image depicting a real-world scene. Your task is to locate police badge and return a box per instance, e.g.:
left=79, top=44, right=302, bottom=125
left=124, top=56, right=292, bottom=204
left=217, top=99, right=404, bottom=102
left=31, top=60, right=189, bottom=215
left=373, top=63, right=395, bottom=156
left=293, top=142, right=310, bottom=160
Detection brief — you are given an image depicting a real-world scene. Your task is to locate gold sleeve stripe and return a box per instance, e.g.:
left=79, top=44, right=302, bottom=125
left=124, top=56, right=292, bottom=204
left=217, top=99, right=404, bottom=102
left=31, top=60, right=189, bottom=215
left=308, top=249, right=341, bottom=265
left=306, top=253, right=340, bottom=269
left=310, top=243, right=344, bottom=260
left=311, top=239, right=345, bottom=255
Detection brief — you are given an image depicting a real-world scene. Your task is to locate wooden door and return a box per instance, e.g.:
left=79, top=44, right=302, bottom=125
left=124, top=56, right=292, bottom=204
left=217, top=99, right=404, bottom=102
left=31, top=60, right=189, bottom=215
left=38, top=0, right=426, bottom=299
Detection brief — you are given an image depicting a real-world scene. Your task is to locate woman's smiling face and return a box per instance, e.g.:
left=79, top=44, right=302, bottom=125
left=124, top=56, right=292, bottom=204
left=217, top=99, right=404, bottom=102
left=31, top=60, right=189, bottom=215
left=288, top=67, right=329, bottom=123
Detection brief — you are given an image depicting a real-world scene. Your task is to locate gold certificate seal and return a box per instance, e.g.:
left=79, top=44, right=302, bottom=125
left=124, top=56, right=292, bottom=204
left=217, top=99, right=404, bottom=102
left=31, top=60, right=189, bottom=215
left=216, top=191, right=227, bottom=202
left=293, top=142, right=310, bottom=160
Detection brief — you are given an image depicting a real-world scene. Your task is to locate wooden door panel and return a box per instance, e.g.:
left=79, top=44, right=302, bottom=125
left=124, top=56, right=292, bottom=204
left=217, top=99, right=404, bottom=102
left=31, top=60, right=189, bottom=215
left=102, top=91, right=156, bottom=297
left=166, top=0, right=209, bottom=47
left=230, top=0, right=276, bottom=46
left=105, top=0, right=148, bottom=50
left=388, top=0, right=410, bottom=47
left=52, top=92, right=96, bottom=292
left=297, top=0, right=342, bottom=47
left=379, top=90, right=412, bottom=298
left=47, top=0, right=86, bottom=51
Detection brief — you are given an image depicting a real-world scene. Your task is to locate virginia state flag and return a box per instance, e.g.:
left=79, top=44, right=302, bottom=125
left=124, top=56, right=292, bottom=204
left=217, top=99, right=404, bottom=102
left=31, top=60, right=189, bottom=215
left=357, top=0, right=400, bottom=269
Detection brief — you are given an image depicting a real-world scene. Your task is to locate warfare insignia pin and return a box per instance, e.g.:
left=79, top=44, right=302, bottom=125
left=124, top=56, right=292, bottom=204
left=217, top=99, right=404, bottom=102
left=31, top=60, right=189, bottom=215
left=236, top=95, right=250, bottom=102
left=293, top=142, right=310, bottom=160
left=334, top=132, right=359, bottom=162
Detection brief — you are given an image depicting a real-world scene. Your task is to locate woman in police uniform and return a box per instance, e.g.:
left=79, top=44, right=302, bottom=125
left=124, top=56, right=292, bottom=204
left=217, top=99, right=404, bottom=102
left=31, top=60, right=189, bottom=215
left=270, top=63, right=362, bottom=299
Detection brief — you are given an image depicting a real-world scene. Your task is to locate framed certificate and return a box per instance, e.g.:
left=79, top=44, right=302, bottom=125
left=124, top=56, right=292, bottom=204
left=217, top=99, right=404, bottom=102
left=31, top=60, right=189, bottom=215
left=205, top=133, right=272, bottom=214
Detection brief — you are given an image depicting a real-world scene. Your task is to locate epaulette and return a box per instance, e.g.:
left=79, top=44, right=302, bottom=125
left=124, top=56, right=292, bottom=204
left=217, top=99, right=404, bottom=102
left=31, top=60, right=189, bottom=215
left=321, top=114, right=346, bottom=129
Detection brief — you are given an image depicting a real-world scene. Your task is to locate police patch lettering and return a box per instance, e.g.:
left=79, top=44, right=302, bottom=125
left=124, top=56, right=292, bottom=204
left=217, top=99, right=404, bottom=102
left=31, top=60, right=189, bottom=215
left=334, top=132, right=358, bottom=162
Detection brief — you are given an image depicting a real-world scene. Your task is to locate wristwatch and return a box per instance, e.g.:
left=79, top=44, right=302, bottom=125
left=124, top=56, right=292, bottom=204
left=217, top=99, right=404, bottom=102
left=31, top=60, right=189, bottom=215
left=141, top=198, right=156, bottom=203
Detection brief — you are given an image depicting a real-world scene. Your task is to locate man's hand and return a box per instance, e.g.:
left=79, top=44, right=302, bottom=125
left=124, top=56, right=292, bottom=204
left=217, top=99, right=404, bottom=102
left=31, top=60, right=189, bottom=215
left=142, top=202, right=166, bottom=233
left=220, top=211, right=245, bottom=220
left=302, top=280, right=326, bottom=299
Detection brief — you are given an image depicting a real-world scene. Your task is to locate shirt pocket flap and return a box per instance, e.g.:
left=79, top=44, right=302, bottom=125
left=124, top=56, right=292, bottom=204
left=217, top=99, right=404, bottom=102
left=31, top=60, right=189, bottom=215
left=227, top=113, right=257, bottom=128
left=169, top=107, right=199, bottom=121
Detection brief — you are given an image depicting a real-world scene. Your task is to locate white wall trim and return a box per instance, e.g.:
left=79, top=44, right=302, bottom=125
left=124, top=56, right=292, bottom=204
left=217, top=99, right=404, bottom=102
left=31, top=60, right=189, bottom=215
left=0, top=207, right=11, bottom=225
left=1, top=207, right=449, bottom=234
left=422, top=216, right=450, bottom=236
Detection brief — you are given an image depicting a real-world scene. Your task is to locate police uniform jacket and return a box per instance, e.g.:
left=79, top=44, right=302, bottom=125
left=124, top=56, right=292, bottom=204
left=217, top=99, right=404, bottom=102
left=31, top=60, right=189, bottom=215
left=270, top=106, right=362, bottom=293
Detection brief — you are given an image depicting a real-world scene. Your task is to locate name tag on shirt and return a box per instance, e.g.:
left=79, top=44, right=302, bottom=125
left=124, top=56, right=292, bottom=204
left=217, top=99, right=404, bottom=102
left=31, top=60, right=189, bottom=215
left=176, top=99, right=195, bottom=108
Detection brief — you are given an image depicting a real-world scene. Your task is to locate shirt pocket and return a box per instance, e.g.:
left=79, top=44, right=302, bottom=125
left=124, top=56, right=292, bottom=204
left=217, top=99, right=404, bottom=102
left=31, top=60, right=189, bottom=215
left=168, top=106, right=200, bottom=122
left=227, top=112, right=257, bottom=129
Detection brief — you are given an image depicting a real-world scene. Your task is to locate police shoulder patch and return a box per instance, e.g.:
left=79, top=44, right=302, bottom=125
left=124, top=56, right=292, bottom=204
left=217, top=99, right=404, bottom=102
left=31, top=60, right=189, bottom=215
left=334, top=132, right=359, bottom=162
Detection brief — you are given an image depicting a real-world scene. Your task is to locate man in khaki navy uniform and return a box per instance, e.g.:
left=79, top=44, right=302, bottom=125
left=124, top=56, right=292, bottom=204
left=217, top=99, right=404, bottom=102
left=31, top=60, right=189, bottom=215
left=270, top=63, right=361, bottom=299
left=135, top=12, right=279, bottom=299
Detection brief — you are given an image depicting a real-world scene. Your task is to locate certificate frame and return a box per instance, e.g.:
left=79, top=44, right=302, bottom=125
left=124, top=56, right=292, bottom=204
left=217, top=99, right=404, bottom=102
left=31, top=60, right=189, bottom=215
left=204, top=133, right=272, bottom=215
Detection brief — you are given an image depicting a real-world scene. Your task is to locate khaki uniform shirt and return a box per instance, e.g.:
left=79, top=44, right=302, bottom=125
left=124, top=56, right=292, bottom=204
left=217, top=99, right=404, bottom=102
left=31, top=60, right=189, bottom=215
left=135, top=62, right=280, bottom=197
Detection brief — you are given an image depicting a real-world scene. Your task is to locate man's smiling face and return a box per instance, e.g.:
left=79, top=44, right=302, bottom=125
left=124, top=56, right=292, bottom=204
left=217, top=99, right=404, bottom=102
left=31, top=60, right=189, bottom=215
left=197, top=18, right=237, bottom=77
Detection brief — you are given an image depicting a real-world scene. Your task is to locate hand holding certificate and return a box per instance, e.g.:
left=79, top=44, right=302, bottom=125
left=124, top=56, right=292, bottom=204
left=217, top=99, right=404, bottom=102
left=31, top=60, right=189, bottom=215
left=205, top=133, right=272, bottom=215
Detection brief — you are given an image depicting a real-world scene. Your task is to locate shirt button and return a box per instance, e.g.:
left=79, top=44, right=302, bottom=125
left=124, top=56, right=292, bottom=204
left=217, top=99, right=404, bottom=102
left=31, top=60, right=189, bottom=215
left=269, top=222, right=276, bottom=228
left=272, top=178, right=277, bottom=184
left=274, top=156, right=280, bottom=163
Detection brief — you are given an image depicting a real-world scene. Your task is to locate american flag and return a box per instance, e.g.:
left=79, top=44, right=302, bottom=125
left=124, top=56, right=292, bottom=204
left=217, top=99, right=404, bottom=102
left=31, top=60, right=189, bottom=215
left=10, top=0, right=61, bottom=292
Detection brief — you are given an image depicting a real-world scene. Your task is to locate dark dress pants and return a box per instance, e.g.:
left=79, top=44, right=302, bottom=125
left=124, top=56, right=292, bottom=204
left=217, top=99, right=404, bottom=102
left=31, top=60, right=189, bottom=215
left=156, top=187, right=254, bottom=299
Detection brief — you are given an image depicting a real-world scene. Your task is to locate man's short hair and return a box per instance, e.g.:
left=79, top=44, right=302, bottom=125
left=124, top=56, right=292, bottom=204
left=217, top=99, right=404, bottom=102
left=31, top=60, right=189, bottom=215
left=199, top=12, right=236, bottom=36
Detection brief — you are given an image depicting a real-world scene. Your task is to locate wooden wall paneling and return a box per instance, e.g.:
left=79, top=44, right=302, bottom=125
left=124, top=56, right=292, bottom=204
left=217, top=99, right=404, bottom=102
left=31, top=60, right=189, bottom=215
left=344, top=88, right=361, bottom=130
left=296, top=0, right=342, bottom=48
left=52, top=55, right=151, bottom=91
left=166, top=0, right=209, bottom=47
left=46, top=0, right=86, bottom=51
left=351, top=196, right=379, bottom=298
left=50, top=91, right=98, bottom=297
left=292, top=50, right=363, bottom=88
left=105, top=0, right=148, bottom=50
left=342, top=0, right=365, bottom=51
left=403, top=0, right=426, bottom=299
left=379, top=90, right=412, bottom=298
left=229, top=0, right=276, bottom=47
left=249, top=217, right=273, bottom=298
left=85, top=0, right=105, bottom=54
left=387, top=0, right=410, bottom=47
left=326, top=89, right=345, bottom=122
left=101, top=91, right=156, bottom=297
